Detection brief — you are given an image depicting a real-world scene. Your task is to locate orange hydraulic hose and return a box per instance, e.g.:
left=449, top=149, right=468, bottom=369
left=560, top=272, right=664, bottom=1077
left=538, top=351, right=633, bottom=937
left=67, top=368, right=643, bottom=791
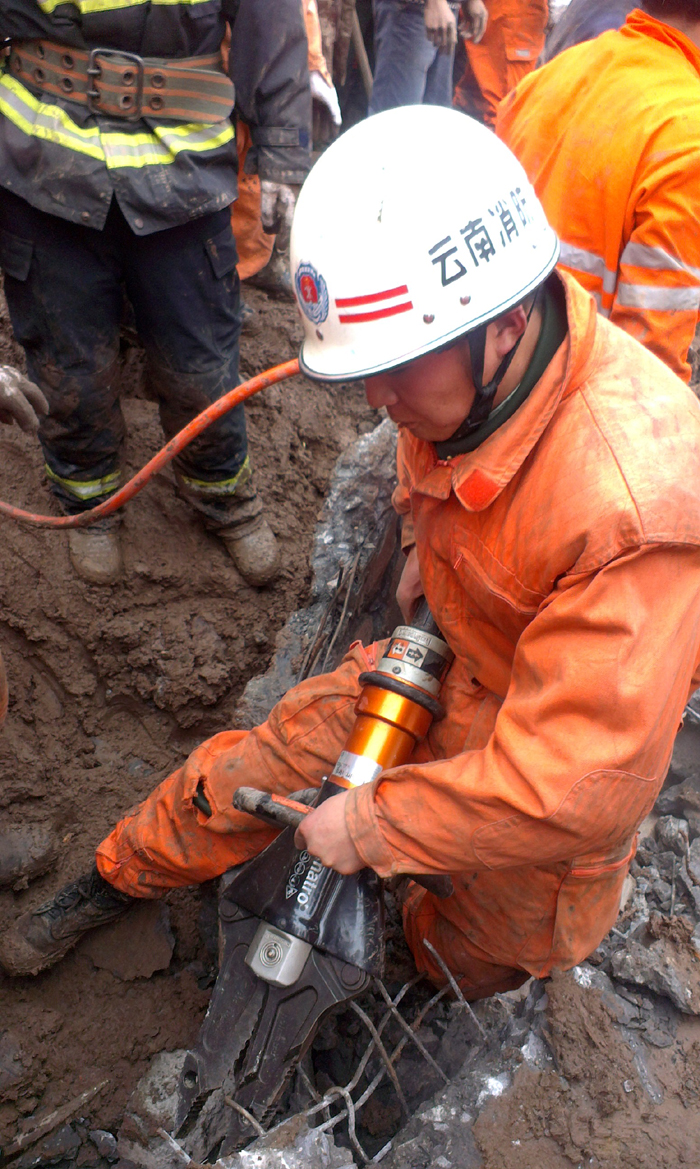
left=0, top=359, right=300, bottom=529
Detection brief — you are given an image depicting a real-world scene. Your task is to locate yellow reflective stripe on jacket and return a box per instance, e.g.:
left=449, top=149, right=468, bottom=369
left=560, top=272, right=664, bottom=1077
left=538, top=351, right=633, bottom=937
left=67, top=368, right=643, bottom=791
left=0, top=73, right=105, bottom=159
left=0, top=74, right=233, bottom=168
left=44, top=465, right=122, bottom=501
left=37, top=0, right=211, bottom=15
left=102, top=121, right=233, bottom=170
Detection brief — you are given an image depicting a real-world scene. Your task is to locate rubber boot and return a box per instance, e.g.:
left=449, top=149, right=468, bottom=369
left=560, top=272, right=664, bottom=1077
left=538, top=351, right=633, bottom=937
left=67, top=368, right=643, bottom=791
left=68, top=515, right=123, bottom=586
left=219, top=514, right=280, bottom=587
left=177, top=472, right=280, bottom=587
left=0, top=865, right=135, bottom=977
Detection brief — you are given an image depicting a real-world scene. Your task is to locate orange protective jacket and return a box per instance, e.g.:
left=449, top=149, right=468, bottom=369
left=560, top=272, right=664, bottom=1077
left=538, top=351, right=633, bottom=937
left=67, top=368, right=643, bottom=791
left=497, top=9, right=700, bottom=383
left=98, top=273, right=700, bottom=989
left=454, top=0, right=547, bottom=127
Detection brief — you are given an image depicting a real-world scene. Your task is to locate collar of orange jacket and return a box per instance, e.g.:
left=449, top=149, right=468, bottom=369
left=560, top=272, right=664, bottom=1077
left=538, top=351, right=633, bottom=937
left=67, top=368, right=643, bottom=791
left=623, top=8, right=700, bottom=75
left=400, top=270, right=599, bottom=513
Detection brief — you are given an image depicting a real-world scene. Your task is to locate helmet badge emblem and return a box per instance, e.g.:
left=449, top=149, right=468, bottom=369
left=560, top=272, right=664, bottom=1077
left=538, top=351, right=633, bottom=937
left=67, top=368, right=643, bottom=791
left=295, top=262, right=329, bottom=326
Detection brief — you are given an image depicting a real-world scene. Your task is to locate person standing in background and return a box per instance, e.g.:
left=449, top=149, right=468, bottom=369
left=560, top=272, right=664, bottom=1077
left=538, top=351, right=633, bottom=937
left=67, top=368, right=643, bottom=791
left=454, top=0, right=548, bottom=126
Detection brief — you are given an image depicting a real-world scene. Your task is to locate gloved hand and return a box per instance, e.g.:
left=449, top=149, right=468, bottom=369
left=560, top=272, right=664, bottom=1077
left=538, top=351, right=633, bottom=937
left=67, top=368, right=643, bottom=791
left=310, top=70, right=342, bottom=126
left=260, top=180, right=300, bottom=239
left=0, top=366, right=48, bottom=433
left=424, top=0, right=458, bottom=51
left=461, top=0, right=488, bottom=44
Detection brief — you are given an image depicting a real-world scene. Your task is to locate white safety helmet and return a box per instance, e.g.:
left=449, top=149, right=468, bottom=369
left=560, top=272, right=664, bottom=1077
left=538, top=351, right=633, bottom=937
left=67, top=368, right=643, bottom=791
left=291, top=105, right=559, bottom=383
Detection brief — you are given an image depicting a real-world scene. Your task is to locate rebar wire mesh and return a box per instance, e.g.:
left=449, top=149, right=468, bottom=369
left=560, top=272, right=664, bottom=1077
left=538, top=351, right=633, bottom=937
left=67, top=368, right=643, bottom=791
left=220, top=970, right=486, bottom=1166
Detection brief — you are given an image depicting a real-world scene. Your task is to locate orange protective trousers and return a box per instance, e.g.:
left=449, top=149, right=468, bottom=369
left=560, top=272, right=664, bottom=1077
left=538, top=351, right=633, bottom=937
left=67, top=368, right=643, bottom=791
left=96, top=639, right=526, bottom=998
left=453, top=0, right=547, bottom=127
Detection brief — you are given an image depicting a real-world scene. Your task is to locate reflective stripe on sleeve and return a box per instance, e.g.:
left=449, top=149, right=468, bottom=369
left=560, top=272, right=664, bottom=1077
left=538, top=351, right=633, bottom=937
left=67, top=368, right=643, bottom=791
left=620, top=242, right=700, bottom=282
left=0, top=74, right=233, bottom=169
left=558, top=241, right=617, bottom=295
left=616, top=283, right=700, bottom=312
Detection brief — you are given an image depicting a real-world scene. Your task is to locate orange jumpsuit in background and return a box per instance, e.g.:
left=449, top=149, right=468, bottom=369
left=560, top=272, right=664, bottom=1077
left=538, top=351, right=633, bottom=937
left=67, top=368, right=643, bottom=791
left=497, top=9, right=700, bottom=383
left=454, top=0, right=547, bottom=127
left=97, top=271, right=700, bottom=996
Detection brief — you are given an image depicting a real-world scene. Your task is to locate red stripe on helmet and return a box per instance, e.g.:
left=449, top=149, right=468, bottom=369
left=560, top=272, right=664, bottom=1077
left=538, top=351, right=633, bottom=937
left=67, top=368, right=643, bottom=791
left=338, top=301, right=413, bottom=324
left=335, top=285, right=409, bottom=308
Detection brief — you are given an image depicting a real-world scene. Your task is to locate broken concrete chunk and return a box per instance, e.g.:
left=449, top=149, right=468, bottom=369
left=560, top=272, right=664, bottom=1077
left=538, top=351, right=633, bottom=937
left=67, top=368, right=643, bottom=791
left=611, top=937, right=700, bottom=1013
left=0, top=1029, right=26, bottom=1093
left=116, top=1050, right=187, bottom=1169
left=89, top=1129, right=118, bottom=1160
left=215, top=1120, right=357, bottom=1169
left=655, top=816, right=689, bottom=857
left=656, top=778, right=700, bottom=818
left=0, top=825, right=57, bottom=889
left=687, top=837, right=700, bottom=885
left=81, top=901, right=174, bottom=980
left=12, top=1122, right=81, bottom=1168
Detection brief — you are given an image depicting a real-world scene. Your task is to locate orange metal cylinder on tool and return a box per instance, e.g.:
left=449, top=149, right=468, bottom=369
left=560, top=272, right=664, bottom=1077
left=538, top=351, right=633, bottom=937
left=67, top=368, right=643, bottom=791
left=327, top=604, right=454, bottom=792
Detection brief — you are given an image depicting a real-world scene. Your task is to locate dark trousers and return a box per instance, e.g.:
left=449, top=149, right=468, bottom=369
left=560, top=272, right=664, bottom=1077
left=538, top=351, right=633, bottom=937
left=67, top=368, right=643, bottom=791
left=0, top=190, right=246, bottom=515
left=369, top=0, right=458, bottom=114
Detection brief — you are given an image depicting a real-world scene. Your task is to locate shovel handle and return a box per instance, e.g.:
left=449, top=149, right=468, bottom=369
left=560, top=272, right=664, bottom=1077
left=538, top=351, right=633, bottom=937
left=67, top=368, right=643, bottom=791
left=233, top=787, right=454, bottom=900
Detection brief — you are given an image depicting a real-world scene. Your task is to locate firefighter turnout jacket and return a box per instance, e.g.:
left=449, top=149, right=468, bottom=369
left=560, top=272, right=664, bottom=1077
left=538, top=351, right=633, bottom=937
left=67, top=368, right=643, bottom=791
left=497, top=8, right=700, bottom=383
left=97, top=272, right=700, bottom=988
left=0, top=0, right=311, bottom=235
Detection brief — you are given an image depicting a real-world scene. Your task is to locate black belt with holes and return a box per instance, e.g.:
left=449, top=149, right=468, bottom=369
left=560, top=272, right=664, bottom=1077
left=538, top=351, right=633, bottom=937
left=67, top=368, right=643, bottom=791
left=7, top=39, right=235, bottom=124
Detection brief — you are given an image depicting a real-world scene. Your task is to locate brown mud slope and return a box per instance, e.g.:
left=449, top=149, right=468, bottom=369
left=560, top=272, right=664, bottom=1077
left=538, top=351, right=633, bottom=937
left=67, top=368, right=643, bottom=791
left=0, top=285, right=379, bottom=1143
left=474, top=970, right=700, bottom=1169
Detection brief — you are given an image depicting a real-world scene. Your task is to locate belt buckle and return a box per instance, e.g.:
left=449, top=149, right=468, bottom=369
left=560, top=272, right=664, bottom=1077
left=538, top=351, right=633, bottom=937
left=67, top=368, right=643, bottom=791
left=87, top=47, right=144, bottom=121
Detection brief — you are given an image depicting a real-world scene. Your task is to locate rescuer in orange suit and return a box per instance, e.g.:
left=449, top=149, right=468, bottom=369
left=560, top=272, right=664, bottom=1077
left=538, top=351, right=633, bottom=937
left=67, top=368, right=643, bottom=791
left=3, top=109, right=700, bottom=1001
left=453, top=0, right=548, bottom=127
left=497, top=1, right=700, bottom=384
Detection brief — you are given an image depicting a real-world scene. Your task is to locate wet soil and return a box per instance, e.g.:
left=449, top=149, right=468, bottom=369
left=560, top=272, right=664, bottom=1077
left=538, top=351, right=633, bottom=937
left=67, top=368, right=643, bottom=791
left=474, top=970, right=700, bottom=1169
left=0, top=284, right=379, bottom=1146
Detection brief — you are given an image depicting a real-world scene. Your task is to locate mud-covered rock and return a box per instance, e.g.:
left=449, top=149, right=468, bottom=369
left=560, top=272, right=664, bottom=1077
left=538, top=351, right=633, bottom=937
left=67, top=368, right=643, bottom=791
left=116, top=1050, right=187, bottom=1169
left=81, top=902, right=174, bottom=981
left=235, top=419, right=400, bottom=728
left=656, top=815, right=689, bottom=857
left=12, top=1123, right=81, bottom=1167
left=89, top=1130, right=118, bottom=1160
left=610, top=934, right=700, bottom=1013
left=0, top=826, right=58, bottom=890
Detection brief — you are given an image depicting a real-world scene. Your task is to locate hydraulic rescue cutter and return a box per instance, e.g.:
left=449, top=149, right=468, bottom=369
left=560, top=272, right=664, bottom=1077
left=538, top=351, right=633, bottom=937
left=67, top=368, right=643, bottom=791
left=174, top=601, right=454, bottom=1162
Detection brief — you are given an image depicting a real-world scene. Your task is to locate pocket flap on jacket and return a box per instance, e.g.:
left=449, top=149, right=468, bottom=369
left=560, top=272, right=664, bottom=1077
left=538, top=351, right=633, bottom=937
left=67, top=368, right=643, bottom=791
left=0, top=229, right=33, bottom=282
left=205, top=226, right=238, bottom=280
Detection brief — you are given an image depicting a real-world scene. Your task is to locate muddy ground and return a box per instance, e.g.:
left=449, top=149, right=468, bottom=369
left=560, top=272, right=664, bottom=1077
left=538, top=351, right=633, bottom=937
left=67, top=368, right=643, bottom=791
left=0, top=285, right=380, bottom=1146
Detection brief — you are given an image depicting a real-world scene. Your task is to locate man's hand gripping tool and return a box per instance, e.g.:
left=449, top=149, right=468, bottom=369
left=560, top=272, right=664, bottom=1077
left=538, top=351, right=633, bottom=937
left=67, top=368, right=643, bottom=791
left=174, top=601, right=454, bottom=1161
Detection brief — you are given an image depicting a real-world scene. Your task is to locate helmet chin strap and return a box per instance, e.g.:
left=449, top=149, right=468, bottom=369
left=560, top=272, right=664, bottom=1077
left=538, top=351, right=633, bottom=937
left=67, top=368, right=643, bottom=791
left=448, top=289, right=541, bottom=443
